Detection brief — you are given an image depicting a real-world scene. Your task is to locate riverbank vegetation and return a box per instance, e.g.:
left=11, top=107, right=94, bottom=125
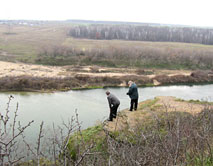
left=36, top=42, right=213, bottom=69
left=1, top=96, right=212, bottom=165
left=0, top=69, right=213, bottom=92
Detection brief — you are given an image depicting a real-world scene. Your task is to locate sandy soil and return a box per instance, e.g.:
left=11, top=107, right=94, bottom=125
left=0, top=61, right=191, bottom=78
left=0, top=61, right=67, bottom=78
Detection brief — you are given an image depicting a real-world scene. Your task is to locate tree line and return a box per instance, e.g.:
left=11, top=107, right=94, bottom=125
left=69, top=25, right=213, bottom=45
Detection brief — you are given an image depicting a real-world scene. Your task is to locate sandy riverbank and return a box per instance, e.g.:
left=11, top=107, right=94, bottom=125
left=0, top=61, right=212, bottom=91
left=0, top=61, right=191, bottom=78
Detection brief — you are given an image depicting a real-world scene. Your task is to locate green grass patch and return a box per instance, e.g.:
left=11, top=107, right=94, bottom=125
left=175, top=98, right=213, bottom=105
left=186, top=155, right=213, bottom=166
left=139, top=97, right=159, bottom=110
left=140, top=83, right=155, bottom=87
left=72, top=85, right=103, bottom=90
left=67, top=125, right=107, bottom=160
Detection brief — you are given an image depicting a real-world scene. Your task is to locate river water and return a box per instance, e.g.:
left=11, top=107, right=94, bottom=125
left=0, top=84, right=213, bottom=140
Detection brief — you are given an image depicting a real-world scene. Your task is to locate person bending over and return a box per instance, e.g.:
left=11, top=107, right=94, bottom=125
left=106, top=91, right=120, bottom=121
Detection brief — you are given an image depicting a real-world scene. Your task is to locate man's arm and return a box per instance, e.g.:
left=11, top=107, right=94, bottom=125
left=127, top=86, right=133, bottom=95
left=107, top=97, right=112, bottom=109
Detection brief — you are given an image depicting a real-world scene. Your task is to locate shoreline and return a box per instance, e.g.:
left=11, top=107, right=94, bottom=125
left=0, top=61, right=213, bottom=92
left=0, top=75, right=213, bottom=93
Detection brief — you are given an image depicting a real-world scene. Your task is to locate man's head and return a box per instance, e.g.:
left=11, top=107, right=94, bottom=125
left=106, top=91, right=110, bottom=96
left=128, top=81, right=133, bottom=87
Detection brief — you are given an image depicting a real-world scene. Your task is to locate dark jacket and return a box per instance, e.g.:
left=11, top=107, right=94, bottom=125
left=127, top=83, right=139, bottom=99
left=107, top=93, right=120, bottom=109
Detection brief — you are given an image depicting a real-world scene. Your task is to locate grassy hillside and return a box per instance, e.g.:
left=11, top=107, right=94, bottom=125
left=1, top=23, right=213, bottom=69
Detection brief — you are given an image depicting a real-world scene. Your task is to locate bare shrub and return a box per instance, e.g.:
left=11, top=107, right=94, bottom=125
left=36, top=42, right=213, bottom=70
left=0, top=97, right=102, bottom=166
left=101, top=104, right=213, bottom=166
left=0, top=95, right=34, bottom=165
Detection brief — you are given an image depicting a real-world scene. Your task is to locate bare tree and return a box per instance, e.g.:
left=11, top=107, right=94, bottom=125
left=0, top=95, right=34, bottom=166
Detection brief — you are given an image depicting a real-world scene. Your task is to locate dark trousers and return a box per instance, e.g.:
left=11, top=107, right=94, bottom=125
left=109, top=104, right=119, bottom=120
left=130, top=98, right=138, bottom=111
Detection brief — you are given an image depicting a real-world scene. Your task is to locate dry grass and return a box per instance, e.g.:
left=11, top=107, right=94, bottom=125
left=1, top=24, right=213, bottom=69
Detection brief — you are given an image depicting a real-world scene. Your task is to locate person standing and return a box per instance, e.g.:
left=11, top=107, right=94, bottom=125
left=106, top=91, right=120, bottom=121
left=127, top=81, right=139, bottom=111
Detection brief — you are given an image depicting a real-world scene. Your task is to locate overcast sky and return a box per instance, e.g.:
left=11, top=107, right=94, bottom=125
left=0, top=0, right=212, bottom=27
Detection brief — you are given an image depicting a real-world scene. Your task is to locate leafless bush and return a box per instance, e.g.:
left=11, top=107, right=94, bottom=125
left=0, top=75, right=125, bottom=91
left=102, top=104, right=213, bottom=166
left=37, top=42, right=213, bottom=69
left=0, top=96, right=102, bottom=166
left=0, top=95, right=34, bottom=165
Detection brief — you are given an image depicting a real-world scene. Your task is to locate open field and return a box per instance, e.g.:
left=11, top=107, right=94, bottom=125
left=0, top=23, right=69, bottom=62
left=1, top=23, right=213, bottom=69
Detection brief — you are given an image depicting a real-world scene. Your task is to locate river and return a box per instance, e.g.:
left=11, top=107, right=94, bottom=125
left=0, top=84, right=213, bottom=140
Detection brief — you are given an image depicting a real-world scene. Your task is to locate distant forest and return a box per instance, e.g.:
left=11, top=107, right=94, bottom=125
left=69, top=25, right=213, bottom=45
